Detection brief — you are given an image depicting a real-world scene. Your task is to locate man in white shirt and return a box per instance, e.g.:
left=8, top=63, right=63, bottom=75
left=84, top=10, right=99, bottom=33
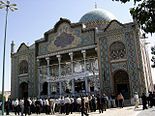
left=134, top=92, right=139, bottom=109
left=64, top=95, right=71, bottom=115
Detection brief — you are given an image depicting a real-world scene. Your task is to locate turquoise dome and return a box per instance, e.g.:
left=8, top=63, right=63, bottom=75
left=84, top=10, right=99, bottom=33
left=79, top=8, right=116, bottom=23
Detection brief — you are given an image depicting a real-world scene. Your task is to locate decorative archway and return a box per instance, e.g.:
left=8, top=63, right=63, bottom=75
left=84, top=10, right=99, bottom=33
left=19, top=82, right=28, bottom=98
left=113, top=70, right=130, bottom=99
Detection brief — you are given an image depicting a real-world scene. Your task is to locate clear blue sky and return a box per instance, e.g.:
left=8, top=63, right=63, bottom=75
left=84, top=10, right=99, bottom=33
left=0, top=0, right=155, bottom=91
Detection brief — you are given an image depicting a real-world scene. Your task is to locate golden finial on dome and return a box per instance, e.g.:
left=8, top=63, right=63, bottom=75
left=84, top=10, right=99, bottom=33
left=95, top=2, right=97, bottom=9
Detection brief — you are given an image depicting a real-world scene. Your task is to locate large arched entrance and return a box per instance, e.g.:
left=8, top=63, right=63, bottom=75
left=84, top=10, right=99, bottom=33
left=19, top=82, right=28, bottom=98
left=113, top=70, right=130, bottom=99
left=41, top=82, right=48, bottom=95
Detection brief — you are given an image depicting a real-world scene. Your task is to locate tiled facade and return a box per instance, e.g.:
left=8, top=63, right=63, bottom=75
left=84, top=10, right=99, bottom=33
left=11, top=9, right=153, bottom=101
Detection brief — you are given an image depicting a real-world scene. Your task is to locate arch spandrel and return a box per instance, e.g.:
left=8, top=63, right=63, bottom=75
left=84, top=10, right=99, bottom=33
left=111, top=62, right=127, bottom=73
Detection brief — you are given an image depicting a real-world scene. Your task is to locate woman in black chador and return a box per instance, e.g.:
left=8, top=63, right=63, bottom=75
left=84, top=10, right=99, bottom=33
left=141, top=93, right=148, bottom=110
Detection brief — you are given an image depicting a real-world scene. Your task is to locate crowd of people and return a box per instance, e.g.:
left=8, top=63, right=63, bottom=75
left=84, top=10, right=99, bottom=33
left=3, top=91, right=155, bottom=115
left=4, top=93, right=119, bottom=116
left=133, top=91, right=155, bottom=110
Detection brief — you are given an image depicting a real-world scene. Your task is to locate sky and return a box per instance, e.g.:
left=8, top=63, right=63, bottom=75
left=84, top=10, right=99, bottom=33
left=0, top=0, right=155, bottom=91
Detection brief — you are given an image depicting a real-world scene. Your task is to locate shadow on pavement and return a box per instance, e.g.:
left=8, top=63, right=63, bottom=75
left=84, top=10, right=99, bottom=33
left=126, top=107, right=133, bottom=110
left=134, top=109, right=143, bottom=111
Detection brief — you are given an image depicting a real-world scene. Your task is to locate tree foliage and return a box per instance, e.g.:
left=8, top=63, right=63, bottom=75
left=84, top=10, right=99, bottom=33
left=112, top=0, right=155, bottom=34
left=0, top=94, right=6, bottom=101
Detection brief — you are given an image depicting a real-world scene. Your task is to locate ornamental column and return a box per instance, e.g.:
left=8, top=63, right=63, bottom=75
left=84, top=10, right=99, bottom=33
left=57, top=55, right=62, bottom=96
left=69, top=52, right=75, bottom=95
left=37, top=59, right=41, bottom=98
left=94, top=47, right=98, bottom=92
left=46, top=57, right=50, bottom=97
left=81, top=50, right=89, bottom=94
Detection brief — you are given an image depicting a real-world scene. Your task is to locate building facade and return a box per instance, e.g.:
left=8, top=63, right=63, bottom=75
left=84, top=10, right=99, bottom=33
left=11, top=8, right=153, bottom=101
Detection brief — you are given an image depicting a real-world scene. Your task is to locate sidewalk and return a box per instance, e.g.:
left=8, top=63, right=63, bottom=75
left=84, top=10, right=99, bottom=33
left=136, top=106, right=155, bottom=116
left=2, top=106, right=155, bottom=116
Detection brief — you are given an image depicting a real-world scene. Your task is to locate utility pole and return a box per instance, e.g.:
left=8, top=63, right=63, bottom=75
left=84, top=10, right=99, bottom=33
left=0, top=1, right=17, bottom=115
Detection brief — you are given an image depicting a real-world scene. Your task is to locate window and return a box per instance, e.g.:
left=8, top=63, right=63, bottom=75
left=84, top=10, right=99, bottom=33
left=19, top=60, right=28, bottom=74
left=110, top=41, right=126, bottom=60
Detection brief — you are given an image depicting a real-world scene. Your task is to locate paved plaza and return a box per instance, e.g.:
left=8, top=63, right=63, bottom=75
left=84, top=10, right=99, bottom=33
left=1, top=105, right=155, bottom=116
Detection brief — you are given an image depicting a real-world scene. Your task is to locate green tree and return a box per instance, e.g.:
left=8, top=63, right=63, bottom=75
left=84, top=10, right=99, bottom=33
left=112, top=0, right=155, bottom=34
left=0, top=94, right=6, bottom=102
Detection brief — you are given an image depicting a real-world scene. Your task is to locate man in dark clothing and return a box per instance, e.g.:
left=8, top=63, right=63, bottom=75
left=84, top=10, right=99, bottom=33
left=141, top=93, right=148, bottom=110
left=35, top=99, right=41, bottom=114
left=153, top=92, right=155, bottom=106
left=91, top=95, right=96, bottom=112
left=148, top=92, right=153, bottom=107
left=24, top=98, right=30, bottom=116
left=97, top=95, right=103, bottom=113
left=5, top=100, right=10, bottom=115
left=103, top=94, right=109, bottom=110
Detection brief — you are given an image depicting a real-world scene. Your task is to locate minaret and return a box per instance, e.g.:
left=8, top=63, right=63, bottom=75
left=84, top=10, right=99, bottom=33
left=11, top=41, right=15, bottom=54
